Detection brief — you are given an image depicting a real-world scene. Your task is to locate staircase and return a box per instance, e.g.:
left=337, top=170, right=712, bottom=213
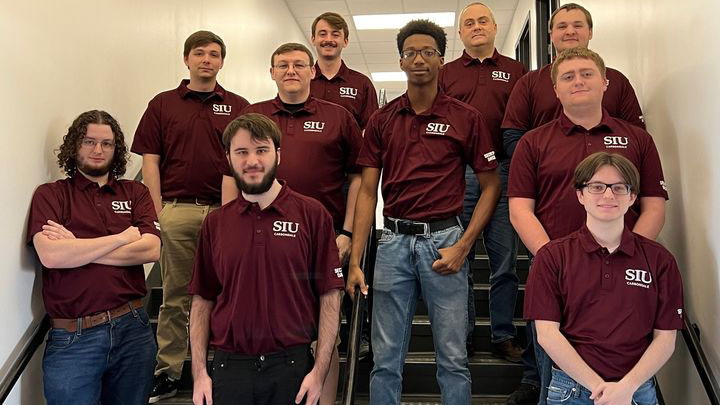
left=147, top=237, right=531, bottom=404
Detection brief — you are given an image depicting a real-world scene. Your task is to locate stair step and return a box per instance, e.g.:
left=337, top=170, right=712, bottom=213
left=155, top=391, right=509, bottom=404
left=414, top=283, right=525, bottom=318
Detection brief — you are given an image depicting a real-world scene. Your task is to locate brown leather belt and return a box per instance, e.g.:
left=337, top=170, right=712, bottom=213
left=51, top=299, right=143, bottom=332
left=168, top=197, right=220, bottom=206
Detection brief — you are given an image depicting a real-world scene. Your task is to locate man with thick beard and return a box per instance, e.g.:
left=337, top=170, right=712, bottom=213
left=27, top=110, right=161, bottom=405
left=189, top=113, right=344, bottom=405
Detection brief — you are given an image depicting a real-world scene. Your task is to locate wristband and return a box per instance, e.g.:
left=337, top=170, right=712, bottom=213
left=340, top=229, right=353, bottom=238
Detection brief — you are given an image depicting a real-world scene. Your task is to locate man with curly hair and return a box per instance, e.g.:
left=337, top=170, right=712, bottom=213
left=27, top=110, right=161, bottom=405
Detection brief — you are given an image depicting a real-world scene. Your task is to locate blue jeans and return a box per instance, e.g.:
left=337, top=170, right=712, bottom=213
left=462, top=161, right=519, bottom=343
left=370, top=221, right=471, bottom=404
left=547, top=368, right=658, bottom=405
left=43, top=307, right=157, bottom=405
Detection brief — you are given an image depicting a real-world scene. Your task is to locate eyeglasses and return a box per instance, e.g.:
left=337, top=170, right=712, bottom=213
left=401, top=48, right=441, bottom=60
left=273, top=62, right=310, bottom=72
left=583, top=182, right=632, bottom=195
left=80, top=138, right=115, bottom=151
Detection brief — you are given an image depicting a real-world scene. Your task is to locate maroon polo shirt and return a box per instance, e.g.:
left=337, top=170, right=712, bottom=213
left=439, top=49, right=527, bottom=160
left=27, top=173, right=161, bottom=318
left=132, top=79, right=249, bottom=201
left=310, top=61, right=379, bottom=129
left=502, top=64, right=645, bottom=131
left=239, top=96, right=362, bottom=229
left=524, top=225, right=684, bottom=381
left=188, top=183, right=344, bottom=355
left=357, top=92, right=497, bottom=221
left=508, top=111, right=667, bottom=240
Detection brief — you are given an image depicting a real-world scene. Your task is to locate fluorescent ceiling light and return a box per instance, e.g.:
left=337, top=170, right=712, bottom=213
left=371, top=72, right=407, bottom=82
left=354, top=12, right=455, bottom=30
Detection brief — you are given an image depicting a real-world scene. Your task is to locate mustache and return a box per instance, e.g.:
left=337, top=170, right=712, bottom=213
left=320, top=41, right=337, bottom=48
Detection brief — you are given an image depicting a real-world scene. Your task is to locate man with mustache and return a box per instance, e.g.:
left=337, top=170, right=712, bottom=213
left=189, top=113, right=343, bottom=405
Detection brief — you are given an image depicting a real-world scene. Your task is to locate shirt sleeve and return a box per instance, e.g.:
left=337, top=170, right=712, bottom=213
left=501, top=71, right=532, bottom=131
left=612, top=70, right=646, bottom=130
left=311, top=205, right=344, bottom=295
left=467, top=111, right=498, bottom=172
left=131, top=96, right=163, bottom=155
left=342, top=110, right=363, bottom=174
left=356, top=112, right=383, bottom=168
left=524, top=244, right=563, bottom=321
left=638, top=132, right=669, bottom=199
left=652, top=249, right=685, bottom=330
left=132, top=182, right=161, bottom=237
left=360, top=79, right=379, bottom=130
left=188, top=216, right=222, bottom=300
left=26, top=184, right=62, bottom=245
left=507, top=135, right=538, bottom=198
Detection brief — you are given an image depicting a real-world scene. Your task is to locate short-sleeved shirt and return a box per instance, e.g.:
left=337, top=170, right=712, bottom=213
left=131, top=80, right=250, bottom=201
left=508, top=111, right=667, bottom=240
left=310, top=61, right=379, bottom=129
left=524, top=225, right=684, bottom=381
left=239, top=96, right=363, bottom=229
left=27, top=174, right=161, bottom=318
left=357, top=92, right=497, bottom=221
left=439, top=49, right=528, bottom=160
left=188, top=183, right=344, bottom=355
left=502, top=64, right=645, bottom=131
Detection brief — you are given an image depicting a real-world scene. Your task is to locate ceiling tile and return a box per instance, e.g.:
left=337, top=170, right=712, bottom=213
left=346, top=0, right=403, bottom=15
left=356, top=29, right=399, bottom=43
left=364, top=53, right=401, bottom=64
left=401, top=0, right=457, bottom=13
left=360, top=41, right=398, bottom=54
left=286, top=0, right=350, bottom=18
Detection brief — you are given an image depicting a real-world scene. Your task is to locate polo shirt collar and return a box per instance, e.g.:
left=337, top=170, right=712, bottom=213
left=177, top=79, right=226, bottom=101
left=578, top=224, right=636, bottom=256
left=270, top=95, right=318, bottom=115
left=314, top=60, right=349, bottom=82
left=233, top=180, right=290, bottom=216
left=461, top=49, right=500, bottom=67
left=559, top=109, right=615, bottom=136
left=71, top=172, right=117, bottom=193
left=397, top=91, right=449, bottom=118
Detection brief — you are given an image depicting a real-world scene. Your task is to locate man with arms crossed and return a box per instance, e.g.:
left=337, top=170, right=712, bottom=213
left=347, top=20, right=500, bottom=404
left=310, top=11, right=378, bottom=129
left=28, top=110, right=161, bottom=405
left=189, top=114, right=343, bottom=405
left=439, top=1, right=527, bottom=361
left=132, top=30, right=249, bottom=402
left=508, top=47, right=668, bottom=404
left=525, top=152, right=683, bottom=405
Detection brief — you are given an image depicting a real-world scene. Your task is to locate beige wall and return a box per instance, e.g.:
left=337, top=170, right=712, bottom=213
left=0, top=1, right=309, bottom=403
left=501, top=0, right=539, bottom=70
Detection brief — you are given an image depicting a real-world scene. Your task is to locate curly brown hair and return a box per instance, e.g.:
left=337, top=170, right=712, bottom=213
left=56, top=110, right=129, bottom=178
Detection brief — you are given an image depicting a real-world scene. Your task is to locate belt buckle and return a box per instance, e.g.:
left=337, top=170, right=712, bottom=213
left=421, top=222, right=429, bottom=235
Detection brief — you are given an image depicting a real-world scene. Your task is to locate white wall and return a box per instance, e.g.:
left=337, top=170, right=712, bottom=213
left=501, top=0, right=539, bottom=70
left=0, top=1, right=309, bottom=403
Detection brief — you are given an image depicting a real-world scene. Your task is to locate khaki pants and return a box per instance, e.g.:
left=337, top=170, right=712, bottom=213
left=155, top=201, right=216, bottom=379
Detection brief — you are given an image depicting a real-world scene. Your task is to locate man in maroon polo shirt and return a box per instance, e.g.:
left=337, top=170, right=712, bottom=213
left=347, top=20, right=500, bottom=404
left=28, top=110, right=161, bottom=405
left=310, top=12, right=378, bottom=129
left=131, top=30, right=249, bottom=402
left=507, top=47, right=668, bottom=405
left=525, top=152, right=683, bottom=405
left=439, top=1, right=528, bottom=361
left=189, top=114, right=343, bottom=405
left=221, top=42, right=362, bottom=404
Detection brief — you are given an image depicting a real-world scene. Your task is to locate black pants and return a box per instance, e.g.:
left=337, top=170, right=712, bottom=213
left=212, top=345, right=313, bottom=405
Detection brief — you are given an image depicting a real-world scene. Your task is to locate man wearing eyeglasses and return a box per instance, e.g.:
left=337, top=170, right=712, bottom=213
left=507, top=47, right=668, bottom=404
left=28, top=110, right=161, bottom=404
left=347, top=20, right=499, bottom=404
left=221, top=42, right=362, bottom=405
left=524, top=152, right=683, bottom=405
left=131, top=30, right=249, bottom=403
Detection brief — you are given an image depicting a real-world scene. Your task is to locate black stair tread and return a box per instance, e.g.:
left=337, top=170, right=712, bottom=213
left=475, top=253, right=530, bottom=261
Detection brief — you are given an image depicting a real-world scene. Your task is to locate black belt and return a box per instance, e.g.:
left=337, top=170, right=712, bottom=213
left=166, top=197, right=220, bottom=206
left=384, top=217, right=458, bottom=235
left=215, top=344, right=311, bottom=361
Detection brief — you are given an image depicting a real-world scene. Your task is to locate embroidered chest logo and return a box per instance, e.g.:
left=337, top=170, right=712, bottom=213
left=625, top=268, right=652, bottom=289
left=212, top=104, right=232, bottom=116
left=425, top=122, right=450, bottom=135
left=273, top=220, right=299, bottom=238
left=491, top=70, right=511, bottom=82
left=303, top=121, right=326, bottom=133
left=111, top=200, right=132, bottom=214
left=604, top=136, right=629, bottom=149
left=339, top=87, right=358, bottom=99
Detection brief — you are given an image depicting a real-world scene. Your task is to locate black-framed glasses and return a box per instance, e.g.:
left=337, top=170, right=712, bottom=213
left=80, top=138, right=115, bottom=151
left=273, top=62, right=309, bottom=72
left=583, top=182, right=632, bottom=195
left=401, top=48, right=441, bottom=60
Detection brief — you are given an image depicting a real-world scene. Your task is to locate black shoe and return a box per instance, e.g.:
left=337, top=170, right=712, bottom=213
left=358, top=335, right=370, bottom=358
left=491, top=338, right=523, bottom=363
left=506, top=383, right=539, bottom=405
left=148, top=373, right=179, bottom=403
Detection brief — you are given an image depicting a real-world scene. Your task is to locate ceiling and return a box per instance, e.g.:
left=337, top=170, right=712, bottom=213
left=284, top=0, right=520, bottom=101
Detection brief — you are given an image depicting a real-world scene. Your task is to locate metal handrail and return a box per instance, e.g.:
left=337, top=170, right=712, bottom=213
left=0, top=315, right=50, bottom=403
left=682, top=315, right=720, bottom=404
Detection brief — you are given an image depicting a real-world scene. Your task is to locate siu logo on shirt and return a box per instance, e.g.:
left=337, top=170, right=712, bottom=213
left=625, top=268, right=652, bottom=289
left=273, top=220, right=299, bottom=238
left=111, top=200, right=132, bottom=214
left=303, top=121, right=326, bottom=133
left=604, top=136, right=629, bottom=149
left=491, top=70, right=511, bottom=83
left=339, top=87, right=358, bottom=99
left=212, top=104, right=232, bottom=116
left=425, top=122, right=450, bottom=135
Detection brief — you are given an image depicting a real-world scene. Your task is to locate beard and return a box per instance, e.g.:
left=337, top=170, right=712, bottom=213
left=76, top=157, right=112, bottom=177
left=231, top=159, right=278, bottom=195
